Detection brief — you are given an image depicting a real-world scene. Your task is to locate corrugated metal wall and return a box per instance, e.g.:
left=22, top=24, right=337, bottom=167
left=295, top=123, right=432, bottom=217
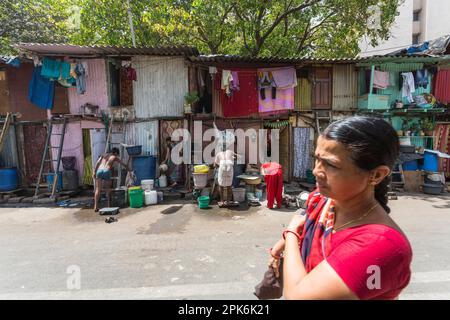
left=332, top=65, right=357, bottom=111
left=295, top=78, right=312, bottom=111
left=67, top=59, right=109, bottom=114
left=132, top=56, right=188, bottom=118
left=0, top=126, right=19, bottom=168
left=124, top=121, right=158, bottom=156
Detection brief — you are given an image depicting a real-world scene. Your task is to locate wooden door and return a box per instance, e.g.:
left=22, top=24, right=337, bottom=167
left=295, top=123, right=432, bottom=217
left=312, top=68, right=332, bottom=110
left=279, top=125, right=291, bottom=182
left=0, top=69, right=10, bottom=115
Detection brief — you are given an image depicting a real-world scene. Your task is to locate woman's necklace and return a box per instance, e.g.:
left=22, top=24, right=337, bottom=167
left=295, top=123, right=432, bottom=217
left=332, top=202, right=379, bottom=233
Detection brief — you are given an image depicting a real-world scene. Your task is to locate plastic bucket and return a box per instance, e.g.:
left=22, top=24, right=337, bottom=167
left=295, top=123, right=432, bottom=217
left=193, top=173, right=208, bottom=188
left=141, top=179, right=154, bottom=191
left=403, top=160, right=419, bottom=171
left=198, top=195, right=210, bottom=209
left=128, top=187, right=143, bottom=208
left=420, top=151, right=438, bottom=172
left=144, top=190, right=158, bottom=205
left=47, top=172, right=63, bottom=192
left=0, top=168, right=18, bottom=191
left=232, top=187, right=246, bottom=203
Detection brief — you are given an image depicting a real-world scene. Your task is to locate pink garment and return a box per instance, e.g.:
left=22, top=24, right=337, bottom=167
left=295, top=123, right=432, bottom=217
left=258, top=87, right=294, bottom=115
left=373, top=70, right=390, bottom=89
left=231, top=71, right=240, bottom=91
left=271, top=67, right=297, bottom=89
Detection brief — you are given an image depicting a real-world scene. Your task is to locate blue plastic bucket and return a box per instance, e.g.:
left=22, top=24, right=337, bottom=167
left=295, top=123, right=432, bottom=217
left=403, top=160, right=419, bottom=171
left=420, top=151, right=439, bottom=172
left=0, top=168, right=19, bottom=191
left=131, top=156, right=156, bottom=185
left=47, top=172, right=63, bottom=192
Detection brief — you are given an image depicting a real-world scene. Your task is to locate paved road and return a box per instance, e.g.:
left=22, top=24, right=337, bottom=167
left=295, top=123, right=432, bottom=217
left=0, top=193, right=449, bottom=300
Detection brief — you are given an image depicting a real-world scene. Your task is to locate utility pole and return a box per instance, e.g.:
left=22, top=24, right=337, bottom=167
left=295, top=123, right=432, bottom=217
left=126, top=0, right=136, bottom=47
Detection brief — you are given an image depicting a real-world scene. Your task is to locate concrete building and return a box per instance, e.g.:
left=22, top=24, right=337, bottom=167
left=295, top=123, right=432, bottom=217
left=359, top=0, right=450, bottom=57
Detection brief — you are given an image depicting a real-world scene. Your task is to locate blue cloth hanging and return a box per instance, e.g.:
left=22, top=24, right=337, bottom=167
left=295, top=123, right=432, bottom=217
left=41, top=57, right=61, bottom=80
left=29, top=66, right=54, bottom=109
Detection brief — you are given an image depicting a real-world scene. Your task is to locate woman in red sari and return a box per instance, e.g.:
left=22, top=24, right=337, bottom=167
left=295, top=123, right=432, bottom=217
left=269, top=116, right=412, bottom=300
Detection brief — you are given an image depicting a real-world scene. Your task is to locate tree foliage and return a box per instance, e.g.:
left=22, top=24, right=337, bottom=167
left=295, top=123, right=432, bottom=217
left=1, top=0, right=403, bottom=57
left=0, top=0, right=73, bottom=54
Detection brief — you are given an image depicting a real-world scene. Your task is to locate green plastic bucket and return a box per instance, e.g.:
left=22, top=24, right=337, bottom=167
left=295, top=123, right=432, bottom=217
left=128, top=187, right=144, bottom=208
left=198, top=195, right=210, bottom=209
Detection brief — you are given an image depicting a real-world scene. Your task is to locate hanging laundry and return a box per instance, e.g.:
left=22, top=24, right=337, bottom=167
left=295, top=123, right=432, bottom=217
left=75, top=62, right=86, bottom=94
left=81, top=61, right=89, bottom=77
left=216, top=69, right=258, bottom=118
left=258, top=71, right=277, bottom=100
left=401, top=72, right=416, bottom=103
left=221, top=70, right=234, bottom=96
left=32, top=55, right=41, bottom=67
left=293, top=127, right=311, bottom=179
left=59, top=61, right=71, bottom=80
left=271, top=67, right=297, bottom=89
left=41, top=57, right=61, bottom=80
left=434, top=69, right=450, bottom=104
left=29, top=66, right=54, bottom=109
left=69, top=63, right=77, bottom=79
left=231, top=71, right=239, bottom=91
left=125, top=66, right=137, bottom=81
left=373, top=70, right=390, bottom=89
left=258, top=68, right=295, bottom=114
left=197, top=68, right=205, bottom=88
left=415, top=69, right=429, bottom=89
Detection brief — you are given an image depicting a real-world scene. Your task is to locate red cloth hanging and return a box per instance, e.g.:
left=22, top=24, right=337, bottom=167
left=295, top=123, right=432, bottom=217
left=434, top=69, right=450, bottom=104
left=215, top=69, right=258, bottom=117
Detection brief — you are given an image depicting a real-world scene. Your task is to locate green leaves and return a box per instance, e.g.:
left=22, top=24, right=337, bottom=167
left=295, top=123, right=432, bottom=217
left=1, top=0, right=401, bottom=58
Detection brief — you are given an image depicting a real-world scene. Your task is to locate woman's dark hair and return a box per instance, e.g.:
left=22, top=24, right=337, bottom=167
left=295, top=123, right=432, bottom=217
left=322, top=115, right=399, bottom=213
left=111, top=147, right=120, bottom=156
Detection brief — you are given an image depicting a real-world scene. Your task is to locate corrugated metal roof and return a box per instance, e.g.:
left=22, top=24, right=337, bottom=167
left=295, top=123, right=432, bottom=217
left=193, top=54, right=449, bottom=65
left=16, top=43, right=199, bottom=57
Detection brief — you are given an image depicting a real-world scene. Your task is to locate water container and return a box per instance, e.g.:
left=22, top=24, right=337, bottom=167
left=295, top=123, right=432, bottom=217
left=47, top=172, right=63, bottom=192
left=0, top=168, right=18, bottom=191
left=131, top=156, right=156, bottom=185
left=144, top=190, right=158, bottom=205
left=193, top=173, right=208, bottom=188
left=157, top=191, right=164, bottom=202
left=62, top=170, right=79, bottom=191
left=128, top=187, right=143, bottom=208
left=420, top=151, right=439, bottom=172
left=141, top=179, right=154, bottom=191
left=158, top=174, right=168, bottom=188
left=403, top=160, right=419, bottom=171
left=232, top=187, right=246, bottom=203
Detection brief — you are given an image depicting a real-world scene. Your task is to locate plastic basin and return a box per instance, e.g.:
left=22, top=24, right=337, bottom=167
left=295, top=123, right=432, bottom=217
left=198, top=195, right=210, bottom=209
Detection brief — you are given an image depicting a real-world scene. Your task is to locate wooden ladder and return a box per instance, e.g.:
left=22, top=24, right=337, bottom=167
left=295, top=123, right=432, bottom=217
left=34, top=117, right=68, bottom=198
left=314, top=110, right=332, bottom=134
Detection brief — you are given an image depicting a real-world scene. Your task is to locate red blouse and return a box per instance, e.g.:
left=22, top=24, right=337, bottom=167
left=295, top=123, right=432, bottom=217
left=310, top=224, right=413, bottom=300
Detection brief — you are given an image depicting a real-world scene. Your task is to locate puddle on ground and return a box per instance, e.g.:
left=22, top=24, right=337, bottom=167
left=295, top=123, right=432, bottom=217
left=137, top=206, right=192, bottom=235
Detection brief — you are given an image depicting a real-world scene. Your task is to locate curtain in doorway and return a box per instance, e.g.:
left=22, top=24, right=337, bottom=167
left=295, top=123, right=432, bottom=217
left=293, top=127, right=311, bottom=179
left=82, top=129, right=93, bottom=185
